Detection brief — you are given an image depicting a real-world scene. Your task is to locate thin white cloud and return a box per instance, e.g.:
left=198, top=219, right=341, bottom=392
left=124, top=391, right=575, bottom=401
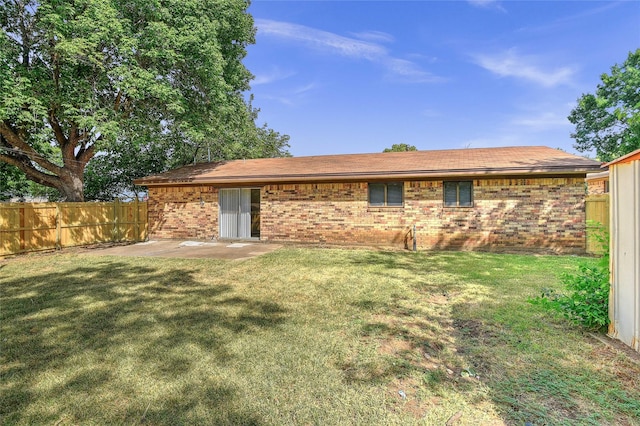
left=467, top=0, right=506, bottom=12
left=255, top=19, right=443, bottom=83
left=351, top=30, right=395, bottom=44
left=256, top=19, right=385, bottom=60
left=468, top=0, right=495, bottom=6
left=407, top=53, right=439, bottom=64
left=473, top=49, right=576, bottom=87
left=252, top=66, right=296, bottom=86
left=260, top=94, right=295, bottom=107
left=293, top=82, right=317, bottom=95
left=511, top=112, right=571, bottom=131
left=509, top=101, right=575, bottom=132
left=463, top=101, right=576, bottom=153
left=386, top=58, right=443, bottom=83
left=518, top=1, right=622, bottom=34
left=259, top=81, right=319, bottom=107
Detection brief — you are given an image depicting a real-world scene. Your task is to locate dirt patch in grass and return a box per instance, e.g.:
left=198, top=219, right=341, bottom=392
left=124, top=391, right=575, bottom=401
left=366, top=301, right=493, bottom=421
left=587, top=344, right=640, bottom=389
left=386, top=376, right=433, bottom=419
left=451, top=318, right=503, bottom=376
left=427, top=292, right=451, bottom=305
left=379, top=337, right=413, bottom=356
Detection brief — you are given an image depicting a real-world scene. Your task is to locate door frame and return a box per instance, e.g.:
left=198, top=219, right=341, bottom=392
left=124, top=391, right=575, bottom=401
left=219, top=188, right=260, bottom=240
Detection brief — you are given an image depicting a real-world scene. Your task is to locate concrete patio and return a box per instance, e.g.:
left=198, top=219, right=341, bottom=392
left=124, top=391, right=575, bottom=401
left=80, top=240, right=282, bottom=260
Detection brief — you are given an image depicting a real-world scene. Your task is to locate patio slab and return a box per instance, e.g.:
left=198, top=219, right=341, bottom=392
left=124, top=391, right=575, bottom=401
left=80, top=240, right=282, bottom=260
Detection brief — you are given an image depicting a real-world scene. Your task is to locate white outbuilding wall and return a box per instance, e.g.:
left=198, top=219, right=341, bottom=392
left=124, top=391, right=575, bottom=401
left=608, top=149, right=640, bottom=352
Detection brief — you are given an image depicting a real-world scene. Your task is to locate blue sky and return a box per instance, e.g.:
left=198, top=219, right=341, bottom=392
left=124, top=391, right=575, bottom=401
left=244, top=1, right=640, bottom=158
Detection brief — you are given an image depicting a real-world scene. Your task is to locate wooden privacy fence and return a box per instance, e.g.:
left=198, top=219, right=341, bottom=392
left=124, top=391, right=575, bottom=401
left=585, top=194, right=609, bottom=254
left=0, top=200, right=148, bottom=256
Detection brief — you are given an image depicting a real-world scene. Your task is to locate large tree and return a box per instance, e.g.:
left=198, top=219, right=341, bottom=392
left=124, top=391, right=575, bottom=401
left=383, top=143, right=417, bottom=152
left=1, top=0, right=261, bottom=201
left=83, top=106, right=290, bottom=201
left=569, top=49, right=640, bottom=162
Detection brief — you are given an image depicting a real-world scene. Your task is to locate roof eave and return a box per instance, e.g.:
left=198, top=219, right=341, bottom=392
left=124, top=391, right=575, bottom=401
left=604, top=148, right=640, bottom=167
left=135, top=166, right=599, bottom=187
left=585, top=170, right=610, bottom=181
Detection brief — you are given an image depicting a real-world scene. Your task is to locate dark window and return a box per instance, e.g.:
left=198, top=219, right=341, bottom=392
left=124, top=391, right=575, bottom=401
left=369, top=182, right=403, bottom=206
left=443, top=181, right=473, bottom=207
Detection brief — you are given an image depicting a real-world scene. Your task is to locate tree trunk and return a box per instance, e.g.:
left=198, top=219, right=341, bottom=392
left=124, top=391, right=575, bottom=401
left=58, top=169, right=85, bottom=202
left=1, top=120, right=90, bottom=201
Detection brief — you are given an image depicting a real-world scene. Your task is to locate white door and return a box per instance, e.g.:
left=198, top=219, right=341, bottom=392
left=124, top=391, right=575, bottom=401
left=219, top=189, right=252, bottom=239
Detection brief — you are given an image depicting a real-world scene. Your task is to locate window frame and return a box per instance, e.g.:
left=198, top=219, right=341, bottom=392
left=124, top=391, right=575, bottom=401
left=443, top=181, right=474, bottom=208
left=368, top=182, right=404, bottom=207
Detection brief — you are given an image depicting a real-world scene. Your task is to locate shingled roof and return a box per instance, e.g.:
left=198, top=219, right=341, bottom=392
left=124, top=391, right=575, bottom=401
left=134, top=146, right=602, bottom=186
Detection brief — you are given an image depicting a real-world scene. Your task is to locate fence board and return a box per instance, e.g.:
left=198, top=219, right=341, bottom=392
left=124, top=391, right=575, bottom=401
left=585, top=194, right=609, bottom=254
left=0, top=201, right=148, bottom=256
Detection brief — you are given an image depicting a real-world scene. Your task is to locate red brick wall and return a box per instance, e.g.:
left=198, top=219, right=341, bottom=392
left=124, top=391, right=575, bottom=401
left=147, top=186, right=218, bottom=240
left=146, top=177, right=587, bottom=253
left=587, top=178, right=608, bottom=195
left=260, top=178, right=587, bottom=253
left=261, top=183, right=407, bottom=245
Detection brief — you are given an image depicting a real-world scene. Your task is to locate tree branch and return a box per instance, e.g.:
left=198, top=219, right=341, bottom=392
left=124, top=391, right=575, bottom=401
left=69, top=122, right=78, bottom=146
left=48, top=110, right=68, bottom=148
left=0, top=152, right=61, bottom=188
left=77, top=141, right=97, bottom=165
left=114, top=90, right=123, bottom=111
left=0, top=121, right=64, bottom=176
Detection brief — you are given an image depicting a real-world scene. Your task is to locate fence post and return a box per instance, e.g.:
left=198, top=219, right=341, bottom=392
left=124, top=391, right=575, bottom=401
left=55, top=203, right=62, bottom=250
left=134, top=198, right=140, bottom=242
left=113, top=199, right=119, bottom=242
left=19, top=205, right=26, bottom=252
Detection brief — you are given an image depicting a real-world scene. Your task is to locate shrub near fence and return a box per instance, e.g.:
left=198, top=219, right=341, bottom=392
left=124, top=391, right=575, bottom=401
left=0, top=200, right=147, bottom=256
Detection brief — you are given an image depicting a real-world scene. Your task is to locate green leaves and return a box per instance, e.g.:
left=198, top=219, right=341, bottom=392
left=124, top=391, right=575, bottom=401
left=1, top=0, right=288, bottom=201
left=530, top=227, right=610, bottom=331
left=383, top=143, right=418, bottom=152
left=532, top=266, right=609, bottom=331
left=569, top=49, right=640, bottom=162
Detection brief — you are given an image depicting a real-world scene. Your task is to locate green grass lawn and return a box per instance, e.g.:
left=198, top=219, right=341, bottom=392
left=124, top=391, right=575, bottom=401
left=1, top=248, right=639, bottom=425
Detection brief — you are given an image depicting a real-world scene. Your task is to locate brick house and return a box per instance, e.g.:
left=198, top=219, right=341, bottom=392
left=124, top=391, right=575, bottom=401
left=134, top=146, right=602, bottom=253
left=586, top=170, right=609, bottom=195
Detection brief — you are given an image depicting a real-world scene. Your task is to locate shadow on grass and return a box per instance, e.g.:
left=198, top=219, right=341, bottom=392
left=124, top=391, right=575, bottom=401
left=346, top=250, right=640, bottom=425
left=0, top=258, right=286, bottom=425
left=449, top=299, right=640, bottom=425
